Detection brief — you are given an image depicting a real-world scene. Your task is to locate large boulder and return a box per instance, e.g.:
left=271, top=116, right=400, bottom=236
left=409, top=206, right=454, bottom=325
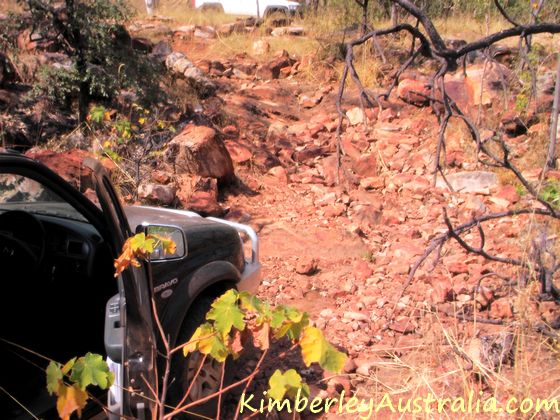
left=138, top=182, right=176, bottom=205
left=464, top=62, right=513, bottom=107
left=165, top=124, right=235, bottom=183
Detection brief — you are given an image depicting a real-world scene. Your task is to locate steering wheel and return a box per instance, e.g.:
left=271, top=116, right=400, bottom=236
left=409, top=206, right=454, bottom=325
left=0, top=210, right=45, bottom=276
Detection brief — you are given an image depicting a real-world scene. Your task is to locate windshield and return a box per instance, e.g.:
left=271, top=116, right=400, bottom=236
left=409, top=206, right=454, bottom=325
left=0, top=174, right=87, bottom=221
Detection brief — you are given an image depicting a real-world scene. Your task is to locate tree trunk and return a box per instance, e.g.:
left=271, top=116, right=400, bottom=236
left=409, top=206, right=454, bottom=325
left=391, top=3, right=398, bottom=26
left=546, top=52, right=560, bottom=169
left=361, top=0, right=369, bottom=35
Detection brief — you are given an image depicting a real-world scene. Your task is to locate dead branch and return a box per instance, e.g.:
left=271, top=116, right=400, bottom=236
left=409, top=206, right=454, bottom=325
left=336, top=0, right=560, bottom=325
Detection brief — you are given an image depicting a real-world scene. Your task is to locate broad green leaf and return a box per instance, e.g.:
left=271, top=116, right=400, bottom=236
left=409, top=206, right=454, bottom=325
left=184, top=323, right=229, bottom=362
left=270, top=307, right=287, bottom=329
left=183, top=323, right=214, bottom=354
left=207, top=289, right=245, bottom=336
left=129, top=232, right=156, bottom=254
left=89, top=106, right=106, bottom=124
left=273, top=311, right=309, bottom=340
left=299, top=326, right=347, bottom=373
left=46, top=362, right=63, bottom=395
left=285, top=307, right=304, bottom=323
left=56, top=383, right=88, bottom=420
left=267, top=369, right=308, bottom=401
left=239, top=291, right=263, bottom=313
left=70, top=353, right=114, bottom=390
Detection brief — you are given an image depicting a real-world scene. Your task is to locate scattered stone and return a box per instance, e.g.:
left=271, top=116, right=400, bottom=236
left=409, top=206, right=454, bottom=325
left=352, top=154, right=378, bottom=178
left=252, top=39, right=271, bottom=55
left=397, top=79, right=430, bottom=106
left=346, top=107, right=366, bottom=126
left=298, top=93, right=323, bottom=109
left=138, top=183, right=175, bottom=205
left=436, top=171, right=498, bottom=193
left=266, top=166, right=289, bottom=184
left=258, top=52, right=295, bottom=80
left=343, top=311, right=369, bottom=322
left=389, top=317, right=416, bottom=334
left=490, top=298, right=513, bottom=319
left=295, top=257, right=318, bottom=275
left=271, top=27, right=305, bottom=37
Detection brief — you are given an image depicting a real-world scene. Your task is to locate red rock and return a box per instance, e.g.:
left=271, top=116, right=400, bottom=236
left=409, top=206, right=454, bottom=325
left=490, top=298, right=513, bottom=319
left=353, top=260, right=373, bottom=282
left=352, top=153, right=378, bottom=178
left=224, top=140, right=252, bottom=164
left=293, top=146, right=324, bottom=163
left=431, top=278, right=453, bottom=304
left=397, top=79, right=430, bottom=106
left=258, top=55, right=295, bottom=80
left=165, top=124, right=234, bottom=183
left=360, top=177, right=385, bottom=190
left=151, top=170, right=172, bottom=184
left=402, top=176, right=430, bottom=193
left=321, top=155, right=338, bottom=187
left=381, top=208, right=404, bottom=225
left=186, top=191, right=223, bottom=216
left=25, top=149, right=99, bottom=191
left=340, top=134, right=362, bottom=160
left=389, top=317, right=416, bottom=334
left=222, top=125, right=238, bottom=136
left=266, top=166, right=289, bottom=184
left=496, top=185, right=520, bottom=204
left=323, top=203, right=346, bottom=218
left=378, top=108, right=397, bottom=122
left=448, top=262, right=469, bottom=275
left=295, top=257, right=318, bottom=275
left=138, top=183, right=176, bottom=205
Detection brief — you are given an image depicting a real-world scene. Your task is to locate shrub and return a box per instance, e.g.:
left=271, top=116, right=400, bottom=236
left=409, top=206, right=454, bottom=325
left=22, top=0, right=162, bottom=122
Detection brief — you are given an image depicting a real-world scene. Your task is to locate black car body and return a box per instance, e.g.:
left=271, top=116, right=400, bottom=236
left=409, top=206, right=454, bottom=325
left=0, top=151, right=261, bottom=419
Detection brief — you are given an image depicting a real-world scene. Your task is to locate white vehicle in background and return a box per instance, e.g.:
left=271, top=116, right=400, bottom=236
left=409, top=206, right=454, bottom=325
left=192, top=0, right=303, bottom=19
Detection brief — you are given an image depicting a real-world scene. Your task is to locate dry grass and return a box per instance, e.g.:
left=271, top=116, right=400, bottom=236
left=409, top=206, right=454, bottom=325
left=354, top=303, right=560, bottom=418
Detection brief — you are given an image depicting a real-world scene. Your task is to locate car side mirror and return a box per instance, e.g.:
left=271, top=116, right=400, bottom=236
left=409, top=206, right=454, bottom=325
left=137, top=224, right=187, bottom=261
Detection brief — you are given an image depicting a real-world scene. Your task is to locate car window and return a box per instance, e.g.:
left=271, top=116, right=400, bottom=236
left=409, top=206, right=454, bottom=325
left=0, top=174, right=87, bottom=221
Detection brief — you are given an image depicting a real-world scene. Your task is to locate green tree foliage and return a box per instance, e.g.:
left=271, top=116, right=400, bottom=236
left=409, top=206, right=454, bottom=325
left=23, top=0, right=161, bottom=122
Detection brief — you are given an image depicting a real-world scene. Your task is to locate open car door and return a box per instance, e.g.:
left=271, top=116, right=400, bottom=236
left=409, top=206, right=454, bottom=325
left=83, top=158, right=158, bottom=419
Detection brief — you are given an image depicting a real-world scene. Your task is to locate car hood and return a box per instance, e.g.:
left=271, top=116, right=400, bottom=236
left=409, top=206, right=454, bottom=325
left=125, top=205, right=219, bottom=231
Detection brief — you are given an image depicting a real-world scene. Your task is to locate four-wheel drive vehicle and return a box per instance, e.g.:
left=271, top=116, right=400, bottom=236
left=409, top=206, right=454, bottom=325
left=193, top=0, right=303, bottom=18
left=0, top=151, right=261, bottom=419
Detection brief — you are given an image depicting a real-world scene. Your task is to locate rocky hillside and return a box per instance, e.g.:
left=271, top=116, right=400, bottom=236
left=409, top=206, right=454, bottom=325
left=2, top=11, right=560, bottom=417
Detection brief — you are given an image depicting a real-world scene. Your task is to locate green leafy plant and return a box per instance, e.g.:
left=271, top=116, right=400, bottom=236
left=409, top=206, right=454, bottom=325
left=118, top=233, right=346, bottom=419
left=86, top=104, right=175, bottom=168
left=46, top=353, right=114, bottom=420
left=540, top=180, right=560, bottom=208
